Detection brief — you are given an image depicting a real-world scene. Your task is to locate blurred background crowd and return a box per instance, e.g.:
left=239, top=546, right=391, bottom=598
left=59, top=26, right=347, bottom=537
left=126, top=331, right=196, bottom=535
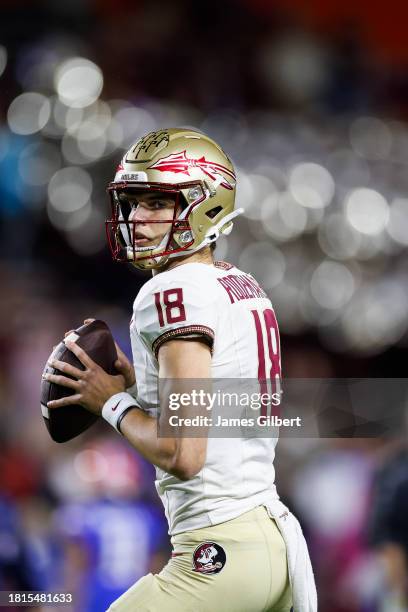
left=1, top=0, right=408, bottom=610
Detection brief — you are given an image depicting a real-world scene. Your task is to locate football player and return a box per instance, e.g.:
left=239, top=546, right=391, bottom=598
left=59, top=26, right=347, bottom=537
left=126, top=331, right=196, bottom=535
left=45, top=129, right=317, bottom=611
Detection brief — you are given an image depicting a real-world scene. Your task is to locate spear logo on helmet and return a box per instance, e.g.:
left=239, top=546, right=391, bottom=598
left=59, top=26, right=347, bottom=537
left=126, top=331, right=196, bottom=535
left=148, top=150, right=235, bottom=190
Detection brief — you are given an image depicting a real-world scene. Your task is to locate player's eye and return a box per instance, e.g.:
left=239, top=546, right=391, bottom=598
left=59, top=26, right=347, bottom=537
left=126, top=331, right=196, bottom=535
left=127, top=198, right=170, bottom=211
left=148, top=200, right=168, bottom=209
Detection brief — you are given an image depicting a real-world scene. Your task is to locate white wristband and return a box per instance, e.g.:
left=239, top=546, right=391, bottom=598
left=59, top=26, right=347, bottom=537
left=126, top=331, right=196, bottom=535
left=102, top=392, right=137, bottom=433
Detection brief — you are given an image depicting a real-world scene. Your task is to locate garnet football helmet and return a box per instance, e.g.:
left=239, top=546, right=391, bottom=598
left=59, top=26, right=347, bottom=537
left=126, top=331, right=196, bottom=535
left=106, top=128, right=243, bottom=270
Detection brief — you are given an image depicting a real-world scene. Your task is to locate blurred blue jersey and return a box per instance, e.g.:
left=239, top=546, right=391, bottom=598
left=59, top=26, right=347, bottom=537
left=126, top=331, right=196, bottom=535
left=55, top=499, right=168, bottom=612
left=0, top=495, right=55, bottom=591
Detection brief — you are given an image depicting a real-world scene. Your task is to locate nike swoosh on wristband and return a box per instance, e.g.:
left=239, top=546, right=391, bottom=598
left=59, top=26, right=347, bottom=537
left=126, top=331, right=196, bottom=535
left=111, top=401, right=121, bottom=412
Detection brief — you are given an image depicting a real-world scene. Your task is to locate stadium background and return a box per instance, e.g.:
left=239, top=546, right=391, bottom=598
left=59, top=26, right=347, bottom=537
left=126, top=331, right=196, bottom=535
left=1, top=1, right=408, bottom=610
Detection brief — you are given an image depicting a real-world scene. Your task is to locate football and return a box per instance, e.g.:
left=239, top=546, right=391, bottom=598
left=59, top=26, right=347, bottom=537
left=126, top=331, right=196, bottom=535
left=41, top=320, right=118, bottom=443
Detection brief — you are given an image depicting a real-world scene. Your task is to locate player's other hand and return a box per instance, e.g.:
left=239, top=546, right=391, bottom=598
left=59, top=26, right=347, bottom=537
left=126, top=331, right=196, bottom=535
left=83, top=318, right=136, bottom=389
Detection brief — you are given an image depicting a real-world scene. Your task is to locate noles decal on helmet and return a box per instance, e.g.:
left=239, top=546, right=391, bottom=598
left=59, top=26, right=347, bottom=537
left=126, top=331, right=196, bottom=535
left=192, top=541, right=226, bottom=575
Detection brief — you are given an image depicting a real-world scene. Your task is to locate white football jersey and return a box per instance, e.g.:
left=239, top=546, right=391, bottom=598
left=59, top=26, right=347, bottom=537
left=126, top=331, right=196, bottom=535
left=130, top=261, right=281, bottom=535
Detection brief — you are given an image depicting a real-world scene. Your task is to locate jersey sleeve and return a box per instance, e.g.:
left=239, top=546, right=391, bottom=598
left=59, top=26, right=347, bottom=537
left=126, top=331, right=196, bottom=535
left=134, top=276, right=217, bottom=359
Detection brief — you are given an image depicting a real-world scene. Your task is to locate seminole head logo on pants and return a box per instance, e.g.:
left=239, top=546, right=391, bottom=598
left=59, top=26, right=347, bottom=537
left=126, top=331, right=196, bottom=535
left=192, top=542, right=227, bottom=575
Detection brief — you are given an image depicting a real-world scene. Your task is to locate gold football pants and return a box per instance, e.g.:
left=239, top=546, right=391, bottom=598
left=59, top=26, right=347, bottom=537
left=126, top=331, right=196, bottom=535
left=107, top=505, right=293, bottom=612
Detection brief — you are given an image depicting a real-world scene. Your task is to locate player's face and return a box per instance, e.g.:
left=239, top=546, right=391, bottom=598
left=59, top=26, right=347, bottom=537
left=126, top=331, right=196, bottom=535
left=125, top=191, right=180, bottom=248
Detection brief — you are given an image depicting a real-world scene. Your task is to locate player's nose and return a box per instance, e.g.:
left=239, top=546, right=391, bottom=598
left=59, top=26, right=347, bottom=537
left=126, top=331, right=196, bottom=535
left=129, top=206, right=148, bottom=224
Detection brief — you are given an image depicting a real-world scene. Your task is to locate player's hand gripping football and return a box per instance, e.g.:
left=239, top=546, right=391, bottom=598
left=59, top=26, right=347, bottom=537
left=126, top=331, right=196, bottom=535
left=45, top=319, right=136, bottom=416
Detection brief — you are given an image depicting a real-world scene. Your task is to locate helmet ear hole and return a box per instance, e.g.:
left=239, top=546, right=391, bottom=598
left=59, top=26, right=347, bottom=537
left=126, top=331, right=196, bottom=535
left=206, top=205, right=223, bottom=219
